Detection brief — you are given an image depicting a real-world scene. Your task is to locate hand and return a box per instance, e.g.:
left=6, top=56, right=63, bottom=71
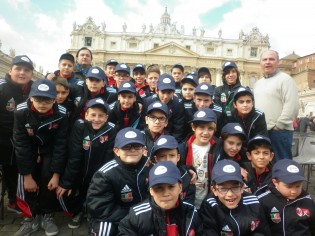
left=46, top=73, right=56, bottom=80
left=56, top=186, right=72, bottom=199
left=241, top=167, right=248, bottom=182
left=24, top=174, right=38, bottom=193
left=47, top=173, right=60, bottom=191
left=188, top=169, right=197, bottom=184
left=138, top=103, right=143, bottom=113
left=273, top=125, right=281, bottom=131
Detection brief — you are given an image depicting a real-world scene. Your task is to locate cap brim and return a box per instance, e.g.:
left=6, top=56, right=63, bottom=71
left=149, top=176, right=181, bottom=188
left=147, top=108, right=168, bottom=116
left=15, top=62, right=34, bottom=70
left=29, top=92, right=55, bottom=99
left=152, top=145, right=178, bottom=156
left=188, top=118, right=216, bottom=123
left=157, top=85, right=175, bottom=91
left=277, top=175, right=306, bottom=184
left=213, top=175, right=243, bottom=184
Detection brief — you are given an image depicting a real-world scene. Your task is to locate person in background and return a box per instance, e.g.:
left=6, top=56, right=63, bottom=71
left=114, top=63, right=131, bottom=91
left=138, top=64, right=160, bottom=100
left=254, top=50, right=299, bottom=161
left=132, top=64, right=147, bottom=91
left=74, top=47, right=93, bottom=80
left=197, top=67, right=212, bottom=85
left=171, top=63, right=185, bottom=98
left=103, top=59, right=118, bottom=87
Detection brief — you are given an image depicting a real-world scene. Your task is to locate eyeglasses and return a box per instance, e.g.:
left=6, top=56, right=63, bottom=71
left=215, top=185, right=242, bottom=194
left=32, top=97, right=54, bottom=104
left=147, top=115, right=167, bottom=123
left=121, top=144, right=144, bottom=151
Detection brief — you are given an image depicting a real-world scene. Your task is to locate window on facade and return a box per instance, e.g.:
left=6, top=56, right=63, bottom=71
left=84, top=37, right=92, bottom=46
left=129, top=42, right=138, bottom=49
left=154, top=43, right=159, bottom=48
left=110, top=41, right=116, bottom=49
left=207, top=47, right=214, bottom=54
left=250, top=47, right=258, bottom=57
left=186, top=45, right=191, bottom=50
left=227, top=49, right=233, bottom=56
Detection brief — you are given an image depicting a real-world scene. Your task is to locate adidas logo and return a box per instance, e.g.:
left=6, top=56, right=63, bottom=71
left=271, top=207, right=279, bottom=213
left=222, top=225, right=231, bottom=231
left=121, top=185, right=132, bottom=193
left=84, top=136, right=90, bottom=140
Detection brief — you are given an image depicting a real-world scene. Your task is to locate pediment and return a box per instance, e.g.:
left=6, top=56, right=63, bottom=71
left=145, top=42, right=199, bottom=57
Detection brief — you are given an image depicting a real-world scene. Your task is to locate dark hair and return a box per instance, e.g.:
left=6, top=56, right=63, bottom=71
left=52, top=77, right=69, bottom=90
left=171, top=64, right=184, bottom=73
left=221, top=67, right=240, bottom=84
left=76, top=47, right=93, bottom=60
left=198, top=71, right=211, bottom=79
left=247, top=142, right=272, bottom=153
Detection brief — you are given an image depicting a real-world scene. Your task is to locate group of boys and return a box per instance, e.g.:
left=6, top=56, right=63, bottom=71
left=0, top=51, right=314, bottom=236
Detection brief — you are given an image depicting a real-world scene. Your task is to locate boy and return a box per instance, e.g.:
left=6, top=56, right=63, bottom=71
left=152, top=135, right=196, bottom=204
left=108, top=81, right=143, bottom=131
left=142, top=101, right=169, bottom=159
left=132, top=64, right=147, bottom=91
left=13, top=79, right=68, bottom=236
left=114, top=63, right=131, bottom=91
left=171, top=63, right=185, bottom=97
left=258, top=159, right=315, bottom=235
left=225, top=86, right=268, bottom=139
left=86, top=127, right=151, bottom=235
left=57, top=97, right=117, bottom=229
left=200, top=159, right=271, bottom=235
left=103, top=59, right=118, bottom=87
left=0, top=55, right=33, bottom=214
left=180, top=108, right=218, bottom=208
left=52, top=77, right=74, bottom=118
left=197, top=67, right=212, bottom=84
left=138, top=64, right=160, bottom=100
left=180, top=73, right=198, bottom=103
left=242, top=135, right=274, bottom=195
left=118, top=161, right=202, bottom=235
left=144, top=73, right=185, bottom=142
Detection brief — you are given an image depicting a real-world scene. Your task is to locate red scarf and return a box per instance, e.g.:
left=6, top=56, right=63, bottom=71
left=31, top=104, right=54, bottom=117
left=57, top=71, right=72, bottom=79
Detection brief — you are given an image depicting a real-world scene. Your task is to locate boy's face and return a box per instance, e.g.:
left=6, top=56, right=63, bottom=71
left=171, top=68, right=184, bottom=82
left=211, top=181, right=244, bottom=209
left=146, top=72, right=159, bottom=90
left=198, top=75, right=211, bottom=84
left=30, top=96, right=54, bottom=113
left=193, top=94, right=212, bottom=109
left=246, top=147, right=274, bottom=170
left=223, top=135, right=243, bottom=158
left=233, top=95, right=253, bottom=116
left=58, top=59, right=74, bottom=77
left=114, top=143, right=144, bottom=164
left=150, top=183, right=182, bottom=210
left=133, top=71, right=146, bottom=85
left=192, top=123, right=215, bottom=146
left=56, top=85, right=69, bottom=104
left=157, top=90, right=174, bottom=104
left=115, top=72, right=130, bottom=88
left=272, top=179, right=303, bottom=200
left=86, top=78, right=105, bottom=95
left=118, top=92, right=136, bottom=109
left=154, top=149, right=180, bottom=165
left=85, top=107, right=108, bottom=130
left=9, top=65, right=33, bottom=85
left=181, top=83, right=195, bottom=101
left=105, top=64, right=116, bottom=77
left=145, top=110, right=168, bottom=133
left=224, top=68, right=238, bottom=85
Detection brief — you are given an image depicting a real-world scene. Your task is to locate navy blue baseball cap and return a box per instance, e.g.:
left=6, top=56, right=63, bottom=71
left=247, top=135, right=271, bottom=151
left=29, top=79, right=56, bottom=99
left=157, top=73, right=176, bottom=91
left=194, top=83, right=214, bottom=96
left=115, top=63, right=130, bottom=74
left=114, top=127, right=145, bottom=148
left=86, top=66, right=106, bottom=81
left=118, top=81, right=136, bottom=94
left=234, top=86, right=254, bottom=102
left=221, top=123, right=246, bottom=140
left=189, top=108, right=217, bottom=123
left=272, top=159, right=306, bottom=184
left=152, top=135, right=179, bottom=156
left=147, top=101, right=169, bottom=117
left=149, top=161, right=182, bottom=188
left=212, top=159, right=243, bottom=184
left=222, top=61, right=237, bottom=71
left=12, top=55, right=34, bottom=70
left=181, top=73, right=198, bottom=87
left=86, top=98, right=109, bottom=112
left=133, top=64, right=146, bottom=73
left=197, top=67, right=211, bottom=77
left=105, top=59, right=118, bottom=67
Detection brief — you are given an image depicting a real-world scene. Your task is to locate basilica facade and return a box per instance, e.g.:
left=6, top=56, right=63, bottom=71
left=68, top=8, right=270, bottom=88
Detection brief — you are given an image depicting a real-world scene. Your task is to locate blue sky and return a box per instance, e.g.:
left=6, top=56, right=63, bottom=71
left=0, top=0, right=314, bottom=72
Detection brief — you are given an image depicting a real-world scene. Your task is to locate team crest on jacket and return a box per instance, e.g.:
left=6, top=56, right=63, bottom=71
left=296, top=207, right=310, bottom=217
left=250, top=220, right=260, bottom=231
left=270, top=207, right=281, bottom=223
left=99, top=135, right=108, bottom=143
left=83, top=136, right=91, bottom=150
left=121, top=184, right=133, bottom=202
left=187, top=229, right=195, bottom=236
left=6, top=97, right=16, bottom=111
left=25, top=123, right=34, bottom=136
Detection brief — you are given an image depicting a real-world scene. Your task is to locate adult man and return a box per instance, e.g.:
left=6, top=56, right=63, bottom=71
left=0, top=55, right=33, bottom=213
left=254, top=50, right=299, bottom=161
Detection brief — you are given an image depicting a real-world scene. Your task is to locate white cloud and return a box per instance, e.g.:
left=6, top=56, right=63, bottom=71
left=6, top=0, right=30, bottom=9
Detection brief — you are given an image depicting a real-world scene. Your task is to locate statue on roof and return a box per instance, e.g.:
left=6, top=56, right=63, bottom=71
left=218, top=29, right=222, bottom=38
left=192, top=26, right=196, bottom=36
left=142, top=24, right=146, bottom=33
left=180, top=25, right=184, bottom=35
left=123, top=22, right=127, bottom=32
left=101, top=22, right=106, bottom=32
left=149, top=24, right=153, bottom=33
left=200, top=27, right=205, bottom=37
left=73, top=21, right=77, bottom=31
